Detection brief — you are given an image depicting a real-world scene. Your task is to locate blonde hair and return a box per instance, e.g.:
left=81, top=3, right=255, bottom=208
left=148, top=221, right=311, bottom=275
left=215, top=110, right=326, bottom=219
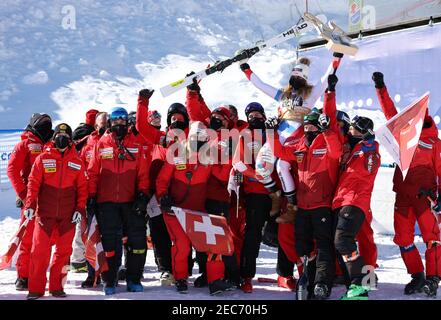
left=282, top=57, right=313, bottom=100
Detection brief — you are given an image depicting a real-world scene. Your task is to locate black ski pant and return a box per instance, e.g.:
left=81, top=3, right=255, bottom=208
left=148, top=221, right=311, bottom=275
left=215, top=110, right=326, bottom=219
left=334, top=206, right=366, bottom=285
left=240, top=193, right=272, bottom=279
left=96, top=202, right=147, bottom=286
left=148, top=214, right=172, bottom=273
left=295, top=207, right=335, bottom=288
left=277, top=243, right=294, bottom=278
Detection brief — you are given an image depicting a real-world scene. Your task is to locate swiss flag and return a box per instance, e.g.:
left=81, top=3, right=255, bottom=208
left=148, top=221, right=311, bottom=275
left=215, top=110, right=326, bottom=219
left=0, top=218, right=30, bottom=270
left=84, top=215, right=108, bottom=279
left=172, top=207, right=234, bottom=256
left=376, top=92, right=429, bottom=179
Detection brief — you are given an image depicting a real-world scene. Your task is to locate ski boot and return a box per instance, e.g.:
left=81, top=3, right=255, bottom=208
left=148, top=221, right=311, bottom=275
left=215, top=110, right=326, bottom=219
left=176, top=279, right=188, bottom=294
left=277, top=275, right=296, bottom=291
left=127, top=281, right=144, bottom=292
left=194, top=273, right=208, bottom=288
left=341, top=284, right=369, bottom=300
left=404, top=272, right=425, bottom=295
left=313, top=283, right=331, bottom=300
left=15, top=277, right=28, bottom=291
left=104, top=284, right=116, bottom=296
left=209, top=279, right=233, bottom=295
left=422, top=276, right=440, bottom=297
left=240, top=278, right=253, bottom=293
left=160, top=271, right=175, bottom=286
left=50, top=290, right=67, bottom=298
left=26, top=292, right=43, bottom=300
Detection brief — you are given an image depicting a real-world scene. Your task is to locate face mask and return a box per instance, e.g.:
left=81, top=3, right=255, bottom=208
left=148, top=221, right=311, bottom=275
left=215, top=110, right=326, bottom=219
left=153, top=125, right=161, bottom=130
left=289, top=76, right=306, bottom=90
left=348, top=135, right=363, bottom=149
left=111, top=124, right=128, bottom=139
left=169, top=121, right=187, bottom=131
left=249, top=117, right=265, bottom=130
left=54, top=135, right=70, bottom=150
left=305, top=131, right=319, bottom=146
left=98, top=127, right=106, bottom=136
left=424, top=121, right=431, bottom=129
left=34, top=121, right=53, bottom=143
left=131, top=125, right=138, bottom=135
left=210, top=117, right=223, bottom=131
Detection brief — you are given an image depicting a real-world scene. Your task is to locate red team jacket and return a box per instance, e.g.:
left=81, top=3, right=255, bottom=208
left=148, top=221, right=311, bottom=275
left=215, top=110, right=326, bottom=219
left=377, top=86, right=441, bottom=215
left=7, top=131, right=46, bottom=200
left=25, top=146, right=88, bottom=221
left=80, top=130, right=101, bottom=167
left=88, top=131, right=150, bottom=203
left=156, top=156, right=212, bottom=212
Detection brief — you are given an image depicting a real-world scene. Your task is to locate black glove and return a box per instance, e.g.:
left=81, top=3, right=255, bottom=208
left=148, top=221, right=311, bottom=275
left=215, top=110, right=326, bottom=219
left=86, top=197, right=97, bottom=221
left=265, top=116, right=280, bottom=130
left=186, top=71, right=200, bottom=92
left=133, top=192, right=149, bottom=216
left=160, top=194, right=173, bottom=212
left=333, top=52, right=344, bottom=58
left=139, top=88, right=154, bottom=99
left=327, top=74, right=338, bottom=92
left=372, top=72, right=385, bottom=89
left=318, top=113, right=331, bottom=132
left=240, top=63, right=250, bottom=72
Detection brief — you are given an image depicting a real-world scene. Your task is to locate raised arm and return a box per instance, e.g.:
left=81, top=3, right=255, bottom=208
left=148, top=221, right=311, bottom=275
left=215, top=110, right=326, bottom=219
left=240, top=63, right=283, bottom=102
left=372, top=72, right=398, bottom=120
left=136, top=89, right=162, bottom=145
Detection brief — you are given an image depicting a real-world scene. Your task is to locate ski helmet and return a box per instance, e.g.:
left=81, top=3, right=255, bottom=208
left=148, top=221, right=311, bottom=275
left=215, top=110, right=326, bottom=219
left=336, top=110, right=350, bottom=134
left=303, top=108, right=322, bottom=127
left=128, top=111, right=136, bottom=127
left=350, top=115, right=375, bottom=140
left=109, top=107, right=129, bottom=122
left=167, top=103, right=189, bottom=127
left=245, top=102, right=266, bottom=119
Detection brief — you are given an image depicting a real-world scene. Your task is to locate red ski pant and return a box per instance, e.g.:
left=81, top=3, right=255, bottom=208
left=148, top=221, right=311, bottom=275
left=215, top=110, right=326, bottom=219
left=356, top=209, right=378, bottom=268
left=163, top=213, right=224, bottom=282
left=394, top=207, right=441, bottom=277
left=16, top=208, right=35, bottom=279
left=28, top=217, right=75, bottom=294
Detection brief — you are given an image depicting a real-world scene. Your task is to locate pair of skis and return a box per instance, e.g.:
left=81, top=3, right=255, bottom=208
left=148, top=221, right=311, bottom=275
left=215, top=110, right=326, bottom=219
left=159, top=19, right=314, bottom=97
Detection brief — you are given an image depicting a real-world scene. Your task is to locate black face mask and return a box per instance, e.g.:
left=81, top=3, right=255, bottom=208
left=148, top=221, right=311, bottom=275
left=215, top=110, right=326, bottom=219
left=249, top=118, right=265, bottom=130
left=111, top=124, right=128, bottom=139
left=131, top=125, right=139, bottom=135
left=305, top=131, right=319, bottom=146
left=54, top=135, right=70, bottom=150
left=289, top=76, right=306, bottom=90
left=153, top=125, right=161, bottom=130
left=348, top=135, right=363, bottom=149
left=210, top=117, right=223, bottom=131
left=169, top=121, right=187, bottom=131
left=424, top=121, right=432, bottom=129
left=98, top=127, right=106, bottom=136
left=34, top=121, right=53, bottom=143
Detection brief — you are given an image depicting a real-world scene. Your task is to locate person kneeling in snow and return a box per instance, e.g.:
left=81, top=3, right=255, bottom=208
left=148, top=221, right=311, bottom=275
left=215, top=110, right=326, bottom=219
left=25, top=124, right=88, bottom=300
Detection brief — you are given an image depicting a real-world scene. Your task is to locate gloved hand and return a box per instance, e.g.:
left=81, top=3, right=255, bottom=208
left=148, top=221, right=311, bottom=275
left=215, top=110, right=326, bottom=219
left=372, top=72, right=385, bottom=89
left=133, top=192, right=150, bottom=216
left=160, top=194, right=173, bottom=212
left=333, top=52, right=344, bottom=58
left=72, top=211, right=82, bottom=224
left=318, top=113, right=331, bottom=131
left=16, top=196, right=24, bottom=208
left=433, top=198, right=441, bottom=214
left=234, top=171, right=243, bottom=184
left=265, top=116, right=280, bottom=130
left=327, top=74, right=338, bottom=92
left=139, top=88, right=154, bottom=99
left=186, top=71, right=200, bottom=92
left=240, top=63, right=250, bottom=72
left=86, top=197, right=98, bottom=219
left=24, top=208, right=35, bottom=220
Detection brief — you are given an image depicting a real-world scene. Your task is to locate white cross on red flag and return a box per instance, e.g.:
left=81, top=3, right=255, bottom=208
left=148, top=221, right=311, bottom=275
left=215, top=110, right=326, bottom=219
left=172, top=207, right=234, bottom=256
left=375, top=92, right=430, bottom=179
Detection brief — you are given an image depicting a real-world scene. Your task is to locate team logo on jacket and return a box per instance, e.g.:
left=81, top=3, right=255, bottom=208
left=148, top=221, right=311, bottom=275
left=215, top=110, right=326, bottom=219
left=173, top=157, right=186, bottom=170
left=312, top=149, right=327, bottom=156
left=126, top=148, right=139, bottom=154
left=100, top=147, right=114, bottom=159
left=42, top=159, right=56, bottom=173
left=294, top=151, right=304, bottom=163
left=68, top=162, right=81, bottom=171
left=418, top=141, right=432, bottom=149
left=28, top=143, right=42, bottom=154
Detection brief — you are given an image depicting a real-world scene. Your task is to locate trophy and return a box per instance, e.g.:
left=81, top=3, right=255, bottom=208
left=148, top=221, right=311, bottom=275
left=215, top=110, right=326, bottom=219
left=304, top=12, right=359, bottom=56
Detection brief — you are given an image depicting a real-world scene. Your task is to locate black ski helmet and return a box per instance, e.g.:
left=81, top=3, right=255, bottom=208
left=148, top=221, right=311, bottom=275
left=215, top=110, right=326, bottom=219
left=167, top=103, right=189, bottom=127
left=128, top=111, right=136, bottom=127
left=351, top=116, right=375, bottom=140
left=336, top=110, right=350, bottom=134
left=245, top=102, right=266, bottom=119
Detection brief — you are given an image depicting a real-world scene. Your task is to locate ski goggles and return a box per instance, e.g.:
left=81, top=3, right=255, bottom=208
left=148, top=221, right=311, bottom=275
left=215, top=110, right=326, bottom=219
left=148, top=111, right=161, bottom=120
left=109, top=111, right=128, bottom=122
